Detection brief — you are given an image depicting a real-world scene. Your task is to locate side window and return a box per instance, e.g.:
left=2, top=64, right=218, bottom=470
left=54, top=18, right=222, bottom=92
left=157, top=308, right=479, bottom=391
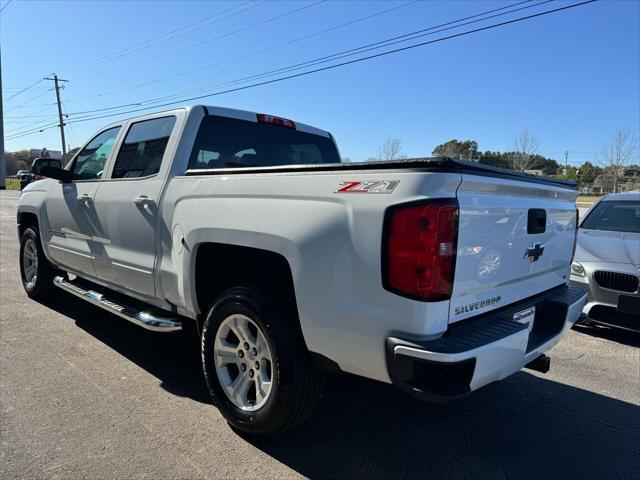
left=111, top=116, right=176, bottom=179
left=72, top=126, right=121, bottom=181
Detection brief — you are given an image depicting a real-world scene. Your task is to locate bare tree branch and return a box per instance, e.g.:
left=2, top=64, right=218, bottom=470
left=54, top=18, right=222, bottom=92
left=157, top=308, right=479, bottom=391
left=600, top=128, right=638, bottom=193
left=511, top=130, right=539, bottom=171
left=378, top=138, right=404, bottom=161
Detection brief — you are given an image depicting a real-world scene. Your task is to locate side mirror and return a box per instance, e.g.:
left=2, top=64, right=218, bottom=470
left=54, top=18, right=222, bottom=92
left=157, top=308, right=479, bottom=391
left=31, top=157, right=63, bottom=176
left=40, top=166, right=73, bottom=183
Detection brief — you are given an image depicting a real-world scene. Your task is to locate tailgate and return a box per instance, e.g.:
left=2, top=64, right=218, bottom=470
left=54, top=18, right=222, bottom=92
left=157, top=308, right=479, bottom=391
left=450, top=174, right=577, bottom=323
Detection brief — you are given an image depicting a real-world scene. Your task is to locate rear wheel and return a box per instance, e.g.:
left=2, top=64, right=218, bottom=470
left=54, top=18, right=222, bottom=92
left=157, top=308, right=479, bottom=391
left=201, top=287, right=323, bottom=436
left=19, top=227, right=58, bottom=300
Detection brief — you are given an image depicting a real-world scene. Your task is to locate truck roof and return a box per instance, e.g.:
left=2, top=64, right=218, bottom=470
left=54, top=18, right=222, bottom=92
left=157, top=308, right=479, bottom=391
left=101, top=104, right=332, bottom=139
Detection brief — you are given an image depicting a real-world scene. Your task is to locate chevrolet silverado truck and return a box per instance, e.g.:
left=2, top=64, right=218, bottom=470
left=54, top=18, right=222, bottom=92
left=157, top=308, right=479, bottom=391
left=18, top=105, right=586, bottom=435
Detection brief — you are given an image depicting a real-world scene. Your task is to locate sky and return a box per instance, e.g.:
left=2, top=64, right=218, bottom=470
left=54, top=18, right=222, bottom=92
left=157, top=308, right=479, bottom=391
left=2, top=0, right=639, bottom=166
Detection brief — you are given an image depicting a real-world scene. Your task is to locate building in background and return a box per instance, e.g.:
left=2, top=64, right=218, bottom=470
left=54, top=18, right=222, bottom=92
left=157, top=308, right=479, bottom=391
left=29, top=148, right=62, bottom=160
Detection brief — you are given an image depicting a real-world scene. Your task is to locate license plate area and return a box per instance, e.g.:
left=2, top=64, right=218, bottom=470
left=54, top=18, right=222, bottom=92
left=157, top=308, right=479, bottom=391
left=513, top=306, right=536, bottom=332
left=618, top=295, right=640, bottom=316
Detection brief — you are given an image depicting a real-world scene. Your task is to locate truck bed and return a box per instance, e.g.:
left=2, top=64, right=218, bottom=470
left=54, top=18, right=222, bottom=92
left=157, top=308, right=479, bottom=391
left=185, top=157, right=576, bottom=189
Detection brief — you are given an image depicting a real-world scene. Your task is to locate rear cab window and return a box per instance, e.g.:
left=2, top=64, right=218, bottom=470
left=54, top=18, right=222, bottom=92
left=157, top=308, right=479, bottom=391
left=188, top=115, right=340, bottom=170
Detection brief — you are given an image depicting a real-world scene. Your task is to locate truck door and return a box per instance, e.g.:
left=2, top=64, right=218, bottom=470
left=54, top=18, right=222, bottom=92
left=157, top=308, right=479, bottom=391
left=90, top=115, right=177, bottom=298
left=44, top=126, right=122, bottom=276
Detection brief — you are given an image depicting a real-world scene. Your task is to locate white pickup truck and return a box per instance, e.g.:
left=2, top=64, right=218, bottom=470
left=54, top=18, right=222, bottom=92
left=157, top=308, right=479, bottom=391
left=18, top=105, right=586, bottom=435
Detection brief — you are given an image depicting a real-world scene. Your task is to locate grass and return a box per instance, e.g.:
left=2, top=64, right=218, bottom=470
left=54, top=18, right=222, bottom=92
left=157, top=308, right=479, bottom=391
left=4, top=178, right=20, bottom=190
left=576, top=195, right=601, bottom=205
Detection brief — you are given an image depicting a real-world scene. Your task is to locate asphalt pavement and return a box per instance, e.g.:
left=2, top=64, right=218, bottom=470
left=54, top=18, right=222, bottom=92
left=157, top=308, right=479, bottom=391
left=1, top=190, right=638, bottom=479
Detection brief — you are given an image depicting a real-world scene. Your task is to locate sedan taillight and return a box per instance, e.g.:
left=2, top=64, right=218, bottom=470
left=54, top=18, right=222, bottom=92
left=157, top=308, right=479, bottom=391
left=383, top=200, right=459, bottom=301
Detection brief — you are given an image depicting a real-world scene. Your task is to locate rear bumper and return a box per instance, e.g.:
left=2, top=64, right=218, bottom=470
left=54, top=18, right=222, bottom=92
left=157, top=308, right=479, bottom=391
left=386, top=285, right=587, bottom=402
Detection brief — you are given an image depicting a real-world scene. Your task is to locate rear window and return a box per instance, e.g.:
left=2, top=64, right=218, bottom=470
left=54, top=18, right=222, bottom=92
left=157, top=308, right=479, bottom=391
left=581, top=200, right=640, bottom=233
left=188, top=116, right=340, bottom=170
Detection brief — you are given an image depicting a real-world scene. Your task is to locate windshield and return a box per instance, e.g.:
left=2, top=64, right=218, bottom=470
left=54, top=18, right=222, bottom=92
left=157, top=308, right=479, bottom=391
left=581, top=200, right=640, bottom=233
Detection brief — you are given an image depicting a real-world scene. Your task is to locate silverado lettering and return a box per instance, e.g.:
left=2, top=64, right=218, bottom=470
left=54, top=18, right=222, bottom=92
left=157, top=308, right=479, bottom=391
left=454, top=296, right=502, bottom=316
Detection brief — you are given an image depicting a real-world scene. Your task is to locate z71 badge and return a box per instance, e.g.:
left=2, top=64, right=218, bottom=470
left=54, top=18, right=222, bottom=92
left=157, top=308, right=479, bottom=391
left=335, top=180, right=399, bottom=194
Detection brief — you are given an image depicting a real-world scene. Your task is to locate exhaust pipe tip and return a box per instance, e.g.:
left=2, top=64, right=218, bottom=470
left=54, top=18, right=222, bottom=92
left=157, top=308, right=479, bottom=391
left=525, top=354, right=550, bottom=374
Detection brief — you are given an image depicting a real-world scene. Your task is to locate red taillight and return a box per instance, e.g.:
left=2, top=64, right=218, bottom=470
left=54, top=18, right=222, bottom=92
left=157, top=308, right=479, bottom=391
left=571, top=208, right=579, bottom=262
left=256, top=113, right=296, bottom=129
left=384, top=200, right=459, bottom=301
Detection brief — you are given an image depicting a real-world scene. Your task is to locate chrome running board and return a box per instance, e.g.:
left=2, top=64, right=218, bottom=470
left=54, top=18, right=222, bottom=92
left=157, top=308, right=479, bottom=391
left=53, top=276, right=182, bottom=332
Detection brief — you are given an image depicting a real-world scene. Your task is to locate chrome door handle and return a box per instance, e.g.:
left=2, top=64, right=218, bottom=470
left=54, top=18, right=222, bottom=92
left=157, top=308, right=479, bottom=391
left=132, top=195, right=154, bottom=206
left=77, top=194, right=92, bottom=205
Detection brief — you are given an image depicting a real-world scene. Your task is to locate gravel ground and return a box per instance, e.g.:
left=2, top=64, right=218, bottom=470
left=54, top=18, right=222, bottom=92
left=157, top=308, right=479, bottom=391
left=1, top=190, right=638, bottom=479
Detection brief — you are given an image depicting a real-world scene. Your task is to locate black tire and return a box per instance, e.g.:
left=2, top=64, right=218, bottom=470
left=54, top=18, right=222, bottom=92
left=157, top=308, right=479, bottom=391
left=19, top=227, right=58, bottom=300
left=201, top=287, right=323, bottom=436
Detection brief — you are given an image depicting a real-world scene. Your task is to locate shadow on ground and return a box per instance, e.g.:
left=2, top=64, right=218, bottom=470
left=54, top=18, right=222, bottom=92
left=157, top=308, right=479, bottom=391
left=42, top=295, right=639, bottom=480
left=572, top=322, right=640, bottom=348
left=42, top=294, right=210, bottom=404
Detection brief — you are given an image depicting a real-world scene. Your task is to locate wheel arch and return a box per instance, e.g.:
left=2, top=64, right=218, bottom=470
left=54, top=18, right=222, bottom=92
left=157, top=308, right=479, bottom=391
left=17, top=211, right=40, bottom=237
left=192, top=242, right=304, bottom=340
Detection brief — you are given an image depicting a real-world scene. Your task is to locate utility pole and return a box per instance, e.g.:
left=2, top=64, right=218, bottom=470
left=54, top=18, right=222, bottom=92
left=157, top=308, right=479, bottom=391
left=44, top=74, right=69, bottom=161
left=0, top=48, right=5, bottom=190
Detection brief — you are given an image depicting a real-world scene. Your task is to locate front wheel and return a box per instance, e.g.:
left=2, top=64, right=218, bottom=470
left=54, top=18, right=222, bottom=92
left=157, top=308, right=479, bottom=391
left=201, top=287, right=323, bottom=436
left=19, top=227, right=58, bottom=300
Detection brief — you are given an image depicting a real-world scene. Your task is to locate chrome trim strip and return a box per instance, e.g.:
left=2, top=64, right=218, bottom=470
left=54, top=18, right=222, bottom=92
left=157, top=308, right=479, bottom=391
left=110, top=261, right=152, bottom=275
left=49, top=244, right=93, bottom=259
left=53, top=276, right=181, bottom=332
left=61, top=227, right=92, bottom=241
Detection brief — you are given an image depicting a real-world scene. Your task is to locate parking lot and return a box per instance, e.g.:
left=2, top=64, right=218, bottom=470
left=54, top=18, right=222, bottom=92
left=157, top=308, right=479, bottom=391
left=0, top=189, right=638, bottom=479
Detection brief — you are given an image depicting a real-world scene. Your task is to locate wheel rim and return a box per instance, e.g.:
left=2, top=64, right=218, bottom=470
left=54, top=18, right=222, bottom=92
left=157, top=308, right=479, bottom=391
left=213, top=314, right=274, bottom=411
left=22, top=238, right=38, bottom=289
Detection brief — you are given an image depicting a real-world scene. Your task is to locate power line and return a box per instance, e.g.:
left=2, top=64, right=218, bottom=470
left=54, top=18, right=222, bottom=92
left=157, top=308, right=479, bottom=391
left=4, top=121, right=60, bottom=141
left=10, top=88, right=53, bottom=108
left=60, top=0, right=534, bottom=118
left=99, top=0, right=422, bottom=95
left=213, top=0, right=548, bottom=90
left=5, top=1, right=597, bottom=141
left=105, top=0, right=326, bottom=72
left=0, top=0, right=13, bottom=13
left=86, top=1, right=260, bottom=66
left=4, top=115, right=60, bottom=133
left=4, top=78, right=45, bottom=102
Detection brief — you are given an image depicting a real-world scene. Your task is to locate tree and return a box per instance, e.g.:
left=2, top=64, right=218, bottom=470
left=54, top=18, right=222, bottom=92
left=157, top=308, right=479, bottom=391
left=433, top=139, right=479, bottom=160
left=15, top=150, right=32, bottom=168
left=4, top=152, right=18, bottom=175
left=378, top=138, right=405, bottom=161
left=600, top=128, right=638, bottom=193
left=40, top=147, right=50, bottom=158
left=478, top=150, right=513, bottom=169
left=511, top=130, right=539, bottom=171
left=576, top=161, right=601, bottom=184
